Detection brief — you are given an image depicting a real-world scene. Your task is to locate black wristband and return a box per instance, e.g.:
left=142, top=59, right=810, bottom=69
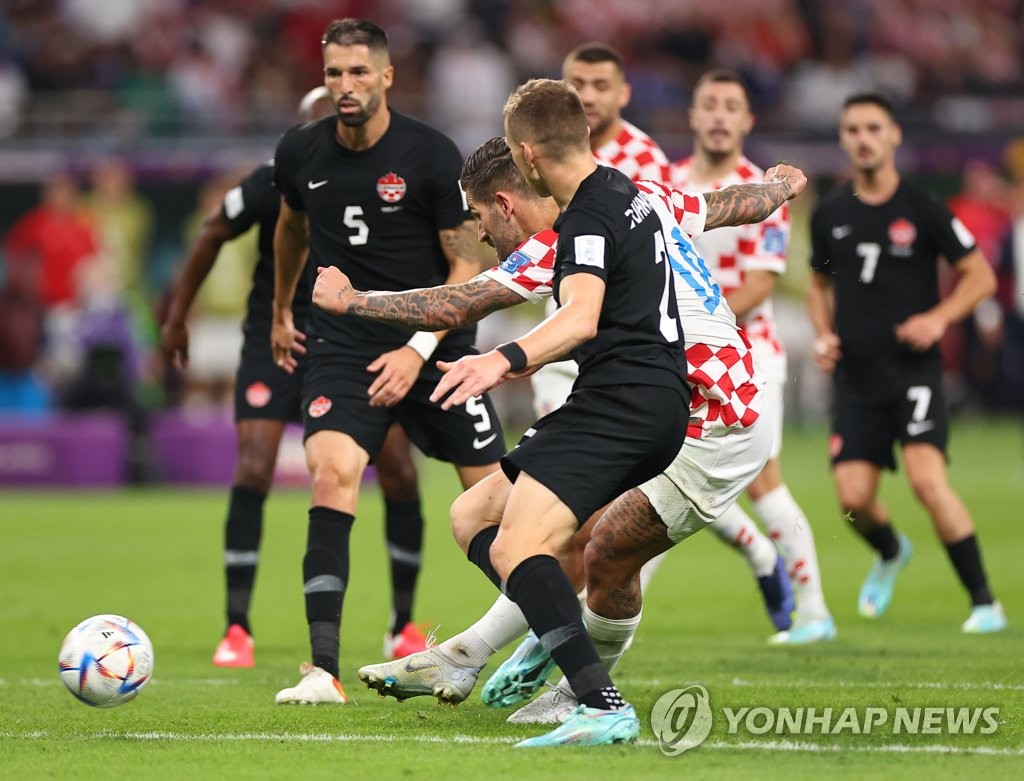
left=496, top=341, right=528, bottom=373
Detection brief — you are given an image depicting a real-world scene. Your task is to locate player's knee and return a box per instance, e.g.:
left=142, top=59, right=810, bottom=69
left=376, top=462, right=419, bottom=503
left=583, top=537, right=616, bottom=592
left=235, top=443, right=277, bottom=493
left=836, top=481, right=874, bottom=515
left=907, top=472, right=946, bottom=509
left=450, top=493, right=482, bottom=552
left=309, top=458, right=359, bottom=502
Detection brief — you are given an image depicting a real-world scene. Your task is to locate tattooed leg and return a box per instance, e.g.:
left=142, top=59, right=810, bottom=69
left=584, top=489, right=674, bottom=620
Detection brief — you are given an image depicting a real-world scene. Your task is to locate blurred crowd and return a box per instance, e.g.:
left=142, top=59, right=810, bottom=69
left=1, top=0, right=1022, bottom=142
left=1, top=1, right=1023, bottom=443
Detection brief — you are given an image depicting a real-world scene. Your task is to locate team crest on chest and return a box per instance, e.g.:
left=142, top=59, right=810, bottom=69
left=308, top=395, right=332, bottom=418
left=377, top=172, right=407, bottom=203
left=888, top=218, right=916, bottom=254
left=245, top=381, right=272, bottom=408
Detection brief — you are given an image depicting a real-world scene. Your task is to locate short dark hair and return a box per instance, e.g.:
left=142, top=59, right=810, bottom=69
left=322, top=18, right=389, bottom=52
left=842, top=92, right=895, bottom=119
left=693, top=68, right=751, bottom=105
left=563, top=42, right=625, bottom=77
left=460, top=137, right=537, bottom=204
left=503, top=78, right=589, bottom=159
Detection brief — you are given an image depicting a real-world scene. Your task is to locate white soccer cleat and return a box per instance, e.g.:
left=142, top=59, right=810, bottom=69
left=506, top=681, right=578, bottom=724
left=357, top=648, right=481, bottom=705
left=962, top=602, right=1008, bottom=634
left=275, top=663, right=348, bottom=704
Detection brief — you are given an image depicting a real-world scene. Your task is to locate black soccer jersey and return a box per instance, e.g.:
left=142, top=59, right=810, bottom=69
left=273, top=112, right=474, bottom=357
left=220, top=163, right=311, bottom=338
left=810, top=180, right=975, bottom=385
left=552, top=166, right=689, bottom=399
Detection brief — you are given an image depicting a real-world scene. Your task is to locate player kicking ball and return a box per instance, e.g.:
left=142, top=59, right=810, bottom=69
left=310, top=135, right=806, bottom=741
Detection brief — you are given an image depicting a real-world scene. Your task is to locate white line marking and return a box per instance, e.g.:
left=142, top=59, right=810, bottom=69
left=615, top=678, right=1024, bottom=692
left=2, top=731, right=1022, bottom=756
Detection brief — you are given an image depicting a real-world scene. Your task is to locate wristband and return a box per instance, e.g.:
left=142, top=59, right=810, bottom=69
left=496, top=341, right=528, bottom=373
left=405, top=331, right=439, bottom=361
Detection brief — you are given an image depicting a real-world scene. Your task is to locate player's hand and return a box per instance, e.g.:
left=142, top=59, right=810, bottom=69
left=895, top=312, right=946, bottom=351
left=366, top=347, right=423, bottom=407
left=270, top=308, right=307, bottom=374
left=764, top=163, right=807, bottom=200
left=812, top=333, right=842, bottom=373
left=159, top=320, right=190, bottom=370
left=430, top=350, right=510, bottom=410
left=312, top=266, right=357, bottom=315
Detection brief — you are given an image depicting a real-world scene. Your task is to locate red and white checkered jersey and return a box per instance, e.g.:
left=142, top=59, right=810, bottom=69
left=483, top=191, right=763, bottom=435
left=593, top=120, right=671, bottom=184
left=670, top=156, right=789, bottom=362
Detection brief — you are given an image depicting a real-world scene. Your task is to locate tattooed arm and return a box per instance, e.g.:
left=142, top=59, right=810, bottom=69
left=312, top=266, right=526, bottom=329
left=704, top=163, right=807, bottom=231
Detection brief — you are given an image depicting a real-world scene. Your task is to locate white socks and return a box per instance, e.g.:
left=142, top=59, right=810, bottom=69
left=583, top=604, right=641, bottom=673
left=754, top=484, right=829, bottom=621
left=712, top=503, right=779, bottom=577
left=437, top=594, right=529, bottom=668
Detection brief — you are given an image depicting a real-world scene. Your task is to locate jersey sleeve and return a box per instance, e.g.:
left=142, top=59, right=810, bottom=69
left=922, top=191, right=976, bottom=265
left=480, top=230, right=557, bottom=302
left=636, top=181, right=707, bottom=239
left=272, top=127, right=305, bottom=212
left=740, top=202, right=789, bottom=275
left=428, top=135, right=473, bottom=231
left=220, top=165, right=270, bottom=239
left=555, top=208, right=614, bottom=283
left=809, top=202, right=833, bottom=275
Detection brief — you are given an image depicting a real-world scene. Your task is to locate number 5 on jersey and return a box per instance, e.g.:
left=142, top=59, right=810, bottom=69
left=344, top=206, right=369, bottom=246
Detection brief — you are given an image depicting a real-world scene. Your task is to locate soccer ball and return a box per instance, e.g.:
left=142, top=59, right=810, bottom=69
left=58, top=614, right=154, bottom=708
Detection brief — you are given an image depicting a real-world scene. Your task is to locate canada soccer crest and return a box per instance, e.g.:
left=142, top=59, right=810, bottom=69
left=377, top=172, right=407, bottom=203
left=308, top=395, right=332, bottom=418
left=245, top=381, right=271, bottom=408
left=888, top=218, right=916, bottom=247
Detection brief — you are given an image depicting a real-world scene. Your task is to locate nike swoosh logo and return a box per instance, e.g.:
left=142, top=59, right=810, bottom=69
left=832, top=225, right=852, bottom=240
left=472, top=433, right=498, bottom=450
left=907, top=420, right=935, bottom=436
left=308, top=179, right=328, bottom=189
left=404, top=659, right=438, bottom=673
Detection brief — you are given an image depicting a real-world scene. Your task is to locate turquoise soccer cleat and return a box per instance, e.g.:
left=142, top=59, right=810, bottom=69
left=962, top=602, right=1008, bottom=634
left=480, top=631, right=557, bottom=708
left=858, top=534, right=912, bottom=618
left=515, top=704, right=639, bottom=748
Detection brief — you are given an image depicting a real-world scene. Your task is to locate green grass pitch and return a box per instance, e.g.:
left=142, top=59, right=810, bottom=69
left=2, top=420, right=1022, bottom=779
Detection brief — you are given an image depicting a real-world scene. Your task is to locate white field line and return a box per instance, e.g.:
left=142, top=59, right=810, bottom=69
left=1, top=730, right=1023, bottom=756
left=616, top=677, right=1024, bottom=692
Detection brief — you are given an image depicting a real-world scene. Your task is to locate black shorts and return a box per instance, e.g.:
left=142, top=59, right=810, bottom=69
left=502, top=384, right=688, bottom=525
left=302, top=352, right=505, bottom=466
left=830, top=369, right=949, bottom=470
left=234, top=337, right=305, bottom=424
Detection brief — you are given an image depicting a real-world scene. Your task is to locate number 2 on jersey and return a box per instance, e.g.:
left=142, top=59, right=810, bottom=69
left=344, top=206, right=369, bottom=246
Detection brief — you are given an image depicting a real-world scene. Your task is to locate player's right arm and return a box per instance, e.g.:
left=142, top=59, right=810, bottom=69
left=312, top=266, right=527, bottom=329
left=159, top=207, right=237, bottom=369
left=703, top=164, right=807, bottom=230
left=271, top=198, right=308, bottom=373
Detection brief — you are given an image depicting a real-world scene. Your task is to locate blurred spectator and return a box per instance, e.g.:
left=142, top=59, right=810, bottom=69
left=84, top=157, right=154, bottom=299
left=993, top=169, right=1024, bottom=411
left=0, top=252, right=48, bottom=414
left=3, top=173, right=98, bottom=309
left=946, top=159, right=1012, bottom=408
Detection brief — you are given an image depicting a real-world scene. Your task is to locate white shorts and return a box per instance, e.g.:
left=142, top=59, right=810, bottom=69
left=638, top=415, right=773, bottom=544
left=530, top=360, right=579, bottom=419
left=750, top=339, right=786, bottom=460
left=188, top=316, right=243, bottom=382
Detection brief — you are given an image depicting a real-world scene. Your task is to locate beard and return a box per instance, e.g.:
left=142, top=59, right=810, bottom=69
left=335, top=92, right=382, bottom=127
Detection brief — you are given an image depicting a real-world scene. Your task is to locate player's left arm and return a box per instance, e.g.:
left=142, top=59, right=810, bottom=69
left=895, top=248, right=997, bottom=350
left=430, top=272, right=605, bottom=410
left=704, top=164, right=806, bottom=230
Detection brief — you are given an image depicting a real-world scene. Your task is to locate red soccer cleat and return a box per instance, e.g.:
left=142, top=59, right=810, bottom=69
left=213, top=624, right=255, bottom=668
left=383, top=622, right=431, bottom=660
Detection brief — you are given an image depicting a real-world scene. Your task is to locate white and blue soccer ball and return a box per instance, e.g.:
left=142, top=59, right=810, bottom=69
left=58, top=614, right=154, bottom=708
